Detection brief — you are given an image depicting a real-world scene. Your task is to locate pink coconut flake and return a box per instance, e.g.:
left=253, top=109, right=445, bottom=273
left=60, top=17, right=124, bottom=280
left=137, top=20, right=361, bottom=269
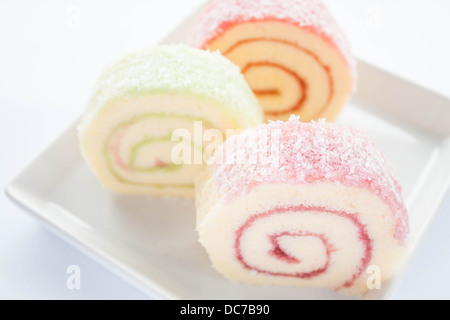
left=212, top=116, right=409, bottom=243
left=189, top=0, right=356, bottom=82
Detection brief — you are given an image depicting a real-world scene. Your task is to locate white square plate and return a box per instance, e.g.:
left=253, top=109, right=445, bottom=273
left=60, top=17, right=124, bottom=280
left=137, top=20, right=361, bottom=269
left=5, top=5, right=450, bottom=300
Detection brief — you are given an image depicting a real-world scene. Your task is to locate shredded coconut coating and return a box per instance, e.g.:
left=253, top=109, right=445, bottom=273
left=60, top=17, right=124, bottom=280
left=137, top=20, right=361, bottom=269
left=212, top=116, right=409, bottom=242
left=189, top=0, right=356, bottom=82
left=79, top=44, right=263, bottom=132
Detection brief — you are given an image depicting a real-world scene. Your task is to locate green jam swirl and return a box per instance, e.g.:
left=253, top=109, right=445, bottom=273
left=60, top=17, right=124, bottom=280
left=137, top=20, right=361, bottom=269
left=104, top=113, right=214, bottom=189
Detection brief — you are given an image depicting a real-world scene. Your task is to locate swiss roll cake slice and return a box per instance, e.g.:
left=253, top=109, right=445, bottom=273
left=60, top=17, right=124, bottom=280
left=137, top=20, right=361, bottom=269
left=195, top=117, right=408, bottom=295
left=78, top=44, right=263, bottom=197
left=190, top=0, right=356, bottom=122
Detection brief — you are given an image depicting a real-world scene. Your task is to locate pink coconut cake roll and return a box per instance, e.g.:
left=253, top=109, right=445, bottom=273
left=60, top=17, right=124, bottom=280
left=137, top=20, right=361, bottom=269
left=195, top=116, right=408, bottom=295
left=190, top=0, right=356, bottom=122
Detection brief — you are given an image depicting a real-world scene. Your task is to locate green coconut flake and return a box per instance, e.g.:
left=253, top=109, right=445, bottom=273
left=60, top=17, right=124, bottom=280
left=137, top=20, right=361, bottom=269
left=79, top=44, right=263, bottom=134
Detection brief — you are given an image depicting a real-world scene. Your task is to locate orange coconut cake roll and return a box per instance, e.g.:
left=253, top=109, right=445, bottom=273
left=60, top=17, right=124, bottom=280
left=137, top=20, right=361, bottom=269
left=195, top=117, right=408, bottom=295
left=190, top=0, right=356, bottom=122
left=78, top=45, right=263, bottom=197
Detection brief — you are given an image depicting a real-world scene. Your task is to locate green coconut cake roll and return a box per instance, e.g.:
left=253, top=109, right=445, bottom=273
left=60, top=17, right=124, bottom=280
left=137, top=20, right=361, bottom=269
left=78, top=44, right=263, bottom=197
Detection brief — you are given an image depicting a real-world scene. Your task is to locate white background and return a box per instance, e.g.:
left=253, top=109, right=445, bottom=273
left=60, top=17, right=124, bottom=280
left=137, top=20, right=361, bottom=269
left=1, top=0, right=449, bottom=299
